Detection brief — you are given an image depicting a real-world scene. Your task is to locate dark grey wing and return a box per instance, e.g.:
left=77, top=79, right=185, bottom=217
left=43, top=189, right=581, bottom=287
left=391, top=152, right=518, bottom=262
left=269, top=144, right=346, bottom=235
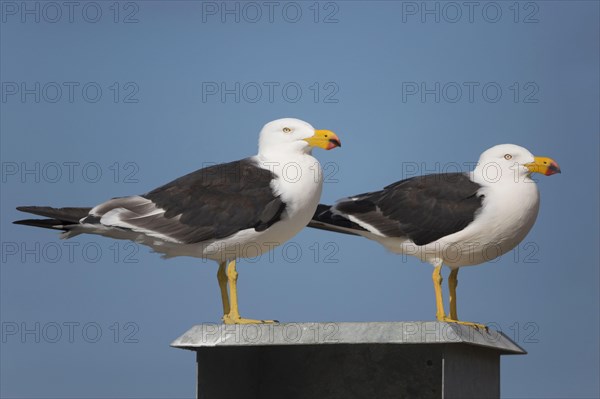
left=88, top=158, right=286, bottom=244
left=333, top=173, right=484, bottom=246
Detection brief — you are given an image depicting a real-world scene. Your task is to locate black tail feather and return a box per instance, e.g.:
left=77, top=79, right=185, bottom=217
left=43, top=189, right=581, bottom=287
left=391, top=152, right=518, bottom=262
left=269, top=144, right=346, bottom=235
left=308, top=203, right=366, bottom=236
left=13, top=218, right=69, bottom=231
left=16, top=206, right=91, bottom=223
left=14, top=206, right=92, bottom=231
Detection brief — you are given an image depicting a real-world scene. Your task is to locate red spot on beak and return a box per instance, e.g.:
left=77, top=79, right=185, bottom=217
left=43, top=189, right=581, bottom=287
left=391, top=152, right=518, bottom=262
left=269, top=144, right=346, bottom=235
left=327, top=138, right=342, bottom=150
left=546, top=161, right=561, bottom=176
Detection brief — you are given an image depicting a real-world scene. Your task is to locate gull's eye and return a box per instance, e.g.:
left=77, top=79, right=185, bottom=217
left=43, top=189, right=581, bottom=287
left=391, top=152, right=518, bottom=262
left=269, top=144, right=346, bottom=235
left=504, top=154, right=512, bottom=160
left=282, top=127, right=292, bottom=133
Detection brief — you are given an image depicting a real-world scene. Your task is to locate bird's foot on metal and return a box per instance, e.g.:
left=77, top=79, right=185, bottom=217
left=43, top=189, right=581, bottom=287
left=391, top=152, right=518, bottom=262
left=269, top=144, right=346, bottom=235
left=439, top=317, right=487, bottom=330
left=222, top=315, right=279, bottom=325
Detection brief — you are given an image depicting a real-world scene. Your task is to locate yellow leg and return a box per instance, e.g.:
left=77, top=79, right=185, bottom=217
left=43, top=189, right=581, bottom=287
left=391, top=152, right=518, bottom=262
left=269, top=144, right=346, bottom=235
left=217, top=261, right=230, bottom=316
left=432, top=264, right=446, bottom=321
left=221, top=259, right=277, bottom=325
left=432, top=264, right=487, bottom=329
left=449, top=268, right=459, bottom=320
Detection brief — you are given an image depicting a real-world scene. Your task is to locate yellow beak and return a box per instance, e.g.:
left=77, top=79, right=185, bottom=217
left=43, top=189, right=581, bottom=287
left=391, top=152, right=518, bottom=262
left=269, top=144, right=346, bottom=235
left=304, top=129, right=341, bottom=150
left=525, top=156, right=561, bottom=176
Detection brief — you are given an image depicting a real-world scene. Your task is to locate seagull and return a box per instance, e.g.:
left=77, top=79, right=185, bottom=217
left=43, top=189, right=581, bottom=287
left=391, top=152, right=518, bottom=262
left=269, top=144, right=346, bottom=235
left=15, top=118, right=341, bottom=324
left=309, top=144, right=560, bottom=328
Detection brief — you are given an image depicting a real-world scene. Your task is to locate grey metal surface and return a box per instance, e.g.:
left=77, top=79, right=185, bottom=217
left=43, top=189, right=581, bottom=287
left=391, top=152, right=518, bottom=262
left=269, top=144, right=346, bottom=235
left=191, top=342, right=505, bottom=399
left=171, top=322, right=526, bottom=399
left=171, top=321, right=526, bottom=354
left=195, top=343, right=445, bottom=399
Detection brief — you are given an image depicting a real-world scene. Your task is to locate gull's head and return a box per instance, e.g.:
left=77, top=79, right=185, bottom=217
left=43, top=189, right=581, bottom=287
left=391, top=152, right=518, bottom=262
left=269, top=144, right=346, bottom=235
left=258, top=118, right=341, bottom=155
left=476, top=144, right=561, bottom=182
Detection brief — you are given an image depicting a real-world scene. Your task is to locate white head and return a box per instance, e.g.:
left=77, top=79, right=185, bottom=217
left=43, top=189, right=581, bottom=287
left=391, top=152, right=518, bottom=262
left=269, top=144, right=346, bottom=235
left=258, top=118, right=341, bottom=156
left=474, top=144, right=560, bottom=184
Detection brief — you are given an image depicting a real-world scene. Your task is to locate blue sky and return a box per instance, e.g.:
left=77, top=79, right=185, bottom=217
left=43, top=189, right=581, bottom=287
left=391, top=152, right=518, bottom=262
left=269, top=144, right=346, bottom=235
left=1, top=1, right=598, bottom=398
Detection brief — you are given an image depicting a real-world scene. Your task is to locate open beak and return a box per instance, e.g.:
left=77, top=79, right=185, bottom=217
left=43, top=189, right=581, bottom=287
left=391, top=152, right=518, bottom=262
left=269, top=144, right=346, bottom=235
left=304, top=129, right=341, bottom=150
left=525, top=156, right=561, bottom=176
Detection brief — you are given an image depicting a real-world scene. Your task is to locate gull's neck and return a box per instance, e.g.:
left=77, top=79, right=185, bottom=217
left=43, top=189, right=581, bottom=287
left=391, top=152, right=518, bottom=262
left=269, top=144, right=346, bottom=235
left=258, top=143, right=313, bottom=160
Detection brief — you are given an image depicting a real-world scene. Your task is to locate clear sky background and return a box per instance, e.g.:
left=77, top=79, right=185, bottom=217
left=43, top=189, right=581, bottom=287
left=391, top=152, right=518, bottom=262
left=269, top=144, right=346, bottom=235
left=1, top=1, right=598, bottom=398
